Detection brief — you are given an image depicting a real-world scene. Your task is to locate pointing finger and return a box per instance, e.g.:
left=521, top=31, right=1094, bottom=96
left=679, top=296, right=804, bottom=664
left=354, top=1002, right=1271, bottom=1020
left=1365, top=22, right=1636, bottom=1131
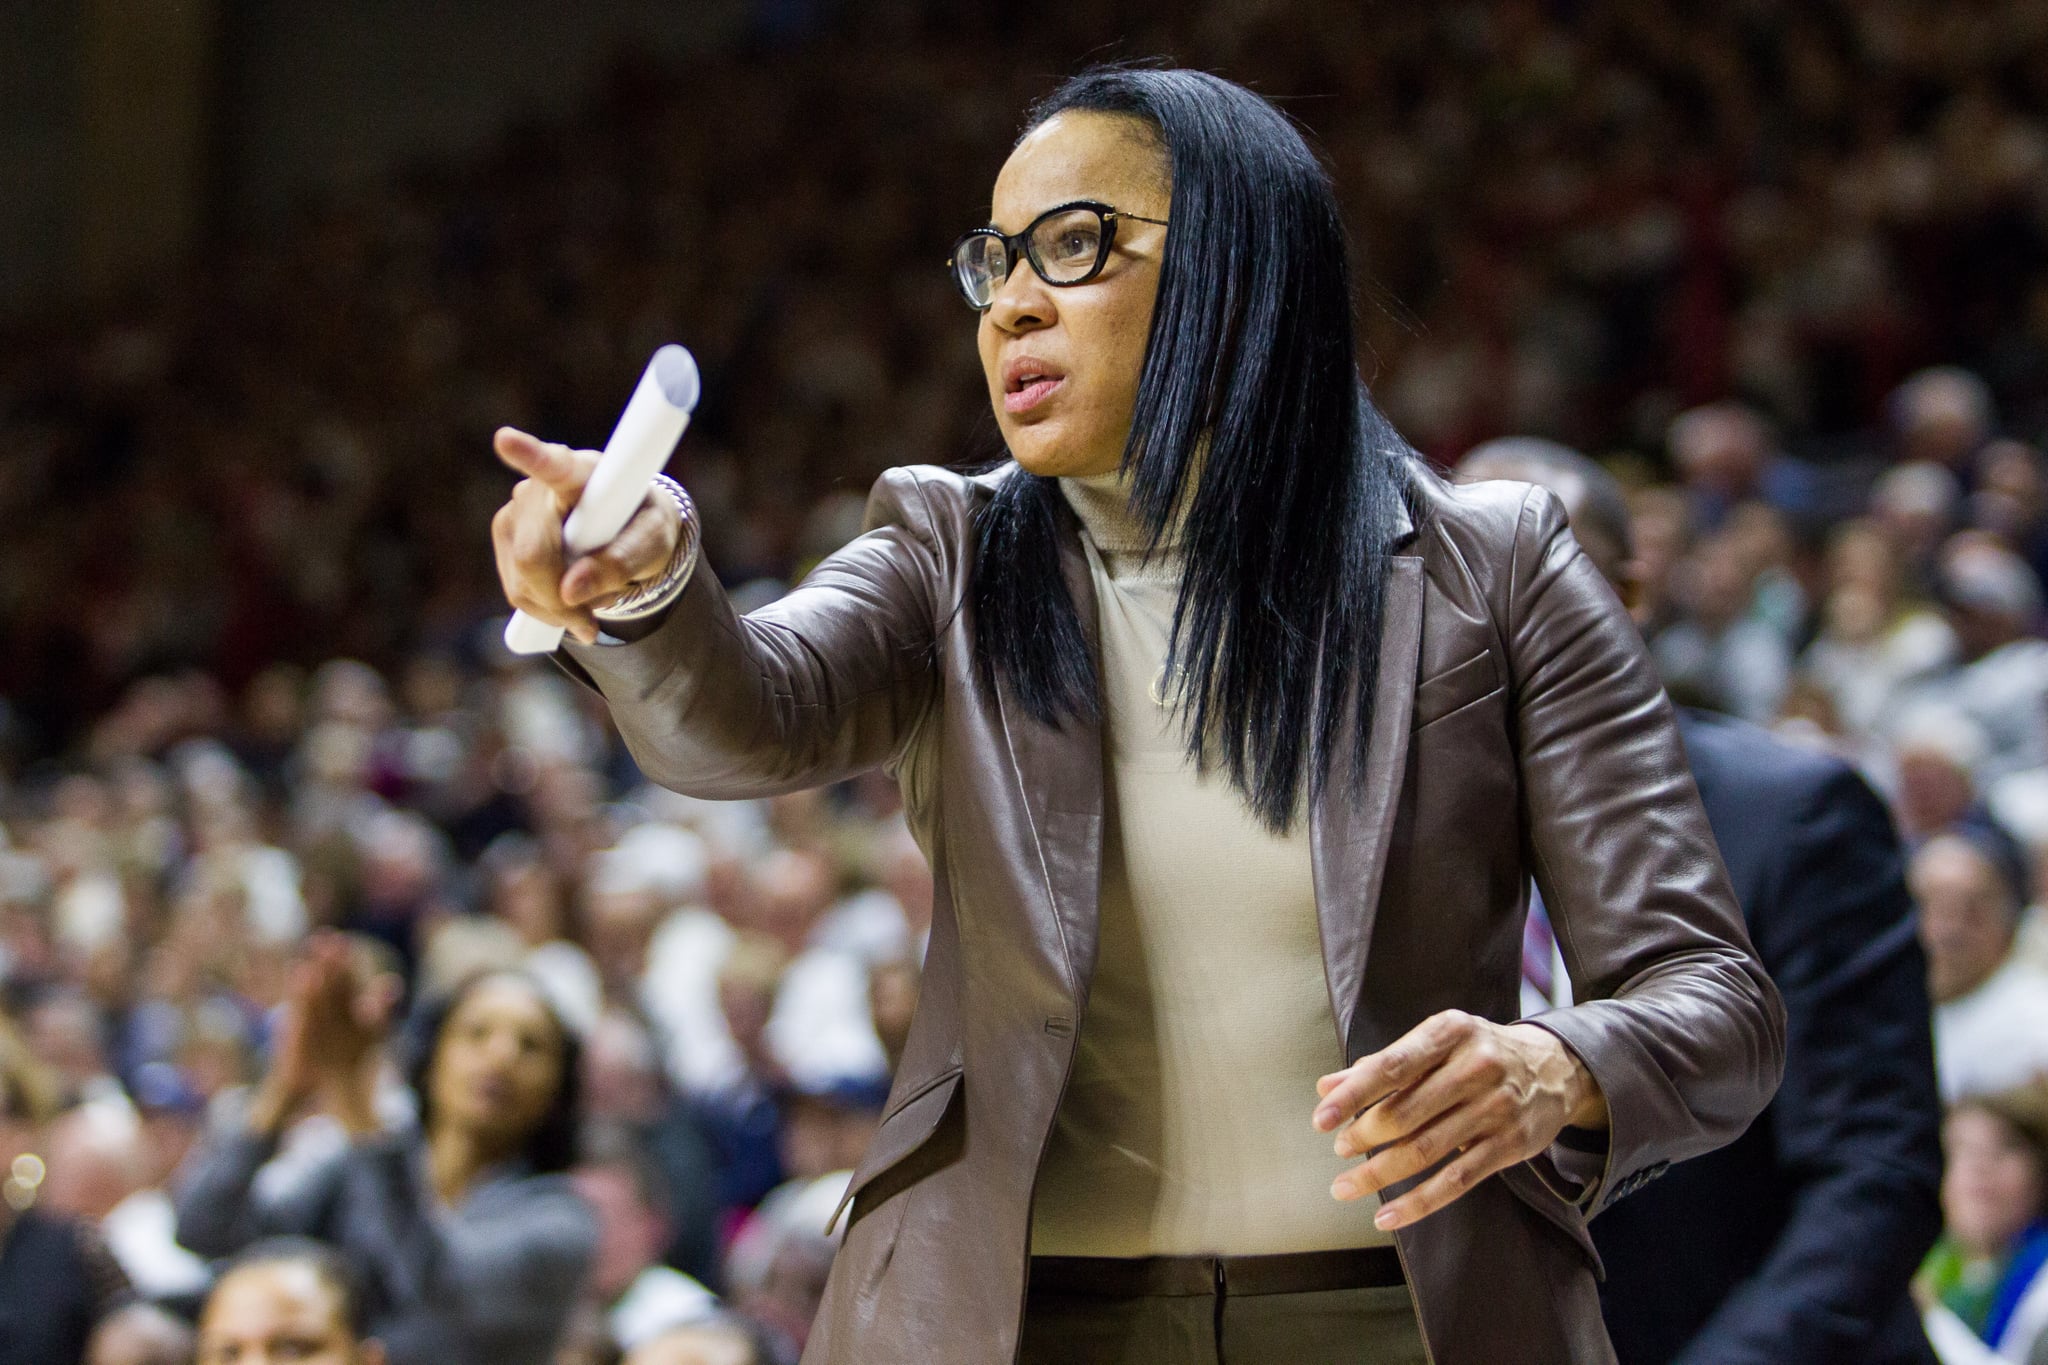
left=494, top=427, right=595, bottom=505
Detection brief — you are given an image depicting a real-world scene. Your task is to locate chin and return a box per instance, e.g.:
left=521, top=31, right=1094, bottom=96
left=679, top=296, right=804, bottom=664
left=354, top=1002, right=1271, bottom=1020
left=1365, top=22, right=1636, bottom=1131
left=1005, top=428, right=1118, bottom=479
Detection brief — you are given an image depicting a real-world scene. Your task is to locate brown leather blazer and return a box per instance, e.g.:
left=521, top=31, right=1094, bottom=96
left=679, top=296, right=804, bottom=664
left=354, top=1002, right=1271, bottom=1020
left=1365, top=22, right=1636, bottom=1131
left=556, top=459, right=1785, bottom=1364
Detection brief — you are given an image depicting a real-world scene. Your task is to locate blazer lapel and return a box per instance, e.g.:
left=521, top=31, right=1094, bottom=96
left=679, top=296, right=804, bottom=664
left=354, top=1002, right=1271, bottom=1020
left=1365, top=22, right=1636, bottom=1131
left=990, top=496, right=1105, bottom=1003
left=1311, top=520, right=1425, bottom=1061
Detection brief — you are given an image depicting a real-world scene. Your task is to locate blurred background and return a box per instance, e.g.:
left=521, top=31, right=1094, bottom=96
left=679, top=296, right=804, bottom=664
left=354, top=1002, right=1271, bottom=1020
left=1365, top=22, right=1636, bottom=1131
left=7, top=2, right=2048, bottom=1363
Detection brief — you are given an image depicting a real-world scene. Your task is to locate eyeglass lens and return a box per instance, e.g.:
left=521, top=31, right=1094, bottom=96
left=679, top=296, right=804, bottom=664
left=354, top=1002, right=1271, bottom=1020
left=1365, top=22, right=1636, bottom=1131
left=953, top=206, right=1109, bottom=307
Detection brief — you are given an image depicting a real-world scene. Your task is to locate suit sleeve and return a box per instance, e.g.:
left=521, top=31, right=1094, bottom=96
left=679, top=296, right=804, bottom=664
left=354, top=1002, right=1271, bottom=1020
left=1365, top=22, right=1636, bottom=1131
left=550, top=467, right=948, bottom=798
left=173, top=1124, right=345, bottom=1257
left=1673, top=763, right=1943, bottom=1365
left=1507, top=486, right=1786, bottom=1217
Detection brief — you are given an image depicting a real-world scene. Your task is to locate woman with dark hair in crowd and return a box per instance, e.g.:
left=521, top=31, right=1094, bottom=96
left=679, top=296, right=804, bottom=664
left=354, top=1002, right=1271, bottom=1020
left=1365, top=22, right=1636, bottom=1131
left=494, top=63, right=1782, bottom=1363
left=175, top=934, right=596, bottom=1365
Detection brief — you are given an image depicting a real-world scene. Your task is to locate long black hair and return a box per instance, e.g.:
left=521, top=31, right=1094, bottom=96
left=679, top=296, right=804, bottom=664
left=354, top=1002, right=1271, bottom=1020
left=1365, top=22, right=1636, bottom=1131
left=401, top=969, right=582, bottom=1175
left=972, top=65, right=1416, bottom=831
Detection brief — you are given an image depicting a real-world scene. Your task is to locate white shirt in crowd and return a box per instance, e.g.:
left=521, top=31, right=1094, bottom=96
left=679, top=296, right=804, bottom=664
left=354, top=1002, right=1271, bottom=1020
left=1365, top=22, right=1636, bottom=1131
left=1932, top=955, right=2048, bottom=1102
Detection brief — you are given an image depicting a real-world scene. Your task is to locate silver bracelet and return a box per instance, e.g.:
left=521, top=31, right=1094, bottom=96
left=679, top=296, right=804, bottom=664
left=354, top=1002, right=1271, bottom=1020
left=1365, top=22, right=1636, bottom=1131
left=592, top=474, right=701, bottom=623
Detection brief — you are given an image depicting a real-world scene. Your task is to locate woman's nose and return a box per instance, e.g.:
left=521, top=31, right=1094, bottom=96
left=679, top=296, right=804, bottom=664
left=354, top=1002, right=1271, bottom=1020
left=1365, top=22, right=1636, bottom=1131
left=986, top=263, right=1054, bottom=334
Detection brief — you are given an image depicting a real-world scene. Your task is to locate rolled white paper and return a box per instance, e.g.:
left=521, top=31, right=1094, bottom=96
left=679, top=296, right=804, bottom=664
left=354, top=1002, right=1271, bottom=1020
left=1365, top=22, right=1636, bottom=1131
left=503, top=344, right=701, bottom=654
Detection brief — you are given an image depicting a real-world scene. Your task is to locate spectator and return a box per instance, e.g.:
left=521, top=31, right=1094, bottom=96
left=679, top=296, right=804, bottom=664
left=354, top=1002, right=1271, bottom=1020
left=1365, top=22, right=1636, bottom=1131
left=476, top=835, right=602, bottom=1036
left=718, top=1174, right=847, bottom=1364
left=86, top=1304, right=196, bottom=1365
left=1914, top=541, right=2048, bottom=782
left=1889, top=706, right=1994, bottom=842
left=196, top=1237, right=385, bottom=1365
left=1893, top=367, right=1999, bottom=483
left=100, top=1065, right=212, bottom=1306
left=1917, top=1086, right=2048, bottom=1363
left=1651, top=527, right=1794, bottom=722
left=579, top=1008, right=724, bottom=1290
left=692, top=935, right=793, bottom=1218
left=1871, top=462, right=1966, bottom=598
left=174, top=947, right=596, bottom=1365
left=0, top=1020, right=130, bottom=1365
left=1668, top=400, right=1817, bottom=527
left=1911, top=831, right=2048, bottom=1101
left=623, top=1319, right=763, bottom=1365
left=1801, top=519, right=1957, bottom=736
left=571, top=1125, right=722, bottom=1357
left=1971, top=441, right=2048, bottom=591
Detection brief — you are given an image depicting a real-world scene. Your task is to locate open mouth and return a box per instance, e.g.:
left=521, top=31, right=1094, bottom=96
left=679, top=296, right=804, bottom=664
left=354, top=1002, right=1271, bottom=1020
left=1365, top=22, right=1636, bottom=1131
left=1003, top=359, right=1066, bottom=414
left=1005, top=375, right=1063, bottom=412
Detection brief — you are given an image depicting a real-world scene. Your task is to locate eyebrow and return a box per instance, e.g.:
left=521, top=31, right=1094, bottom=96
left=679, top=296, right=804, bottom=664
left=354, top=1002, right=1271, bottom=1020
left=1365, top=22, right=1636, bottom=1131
left=984, top=198, right=1115, bottom=231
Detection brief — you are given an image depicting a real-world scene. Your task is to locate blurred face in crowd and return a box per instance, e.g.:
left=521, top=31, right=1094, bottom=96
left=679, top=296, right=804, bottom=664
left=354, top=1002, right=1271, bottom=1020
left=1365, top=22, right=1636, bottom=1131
left=426, top=975, right=565, bottom=1153
left=198, top=1261, right=383, bottom=1365
left=580, top=1013, right=664, bottom=1124
left=1898, top=373, right=1989, bottom=471
left=753, top=850, right=835, bottom=951
left=87, top=1304, right=195, bottom=1365
left=1686, top=533, right=1754, bottom=632
left=1911, top=835, right=2018, bottom=1003
left=978, top=110, right=1172, bottom=479
left=570, top=1162, right=667, bottom=1301
left=40, top=1106, right=145, bottom=1220
left=1626, top=489, right=1690, bottom=625
left=492, top=860, right=566, bottom=947
left=1973, top=440, right=2047, bottom=539
left=1894, top=745, right=1980, bottom=841
left=1940, top=1105, right=2046, bottom=1258
left=585, top=886, right=663, bottom=990
left=779, top=1094, right=880, bottom=1179
left=1671, top=404, right=1767, bottom=498
left=626, top=1324, right=759, bottom=1365
left=26, top=994, right=109, bottom=1096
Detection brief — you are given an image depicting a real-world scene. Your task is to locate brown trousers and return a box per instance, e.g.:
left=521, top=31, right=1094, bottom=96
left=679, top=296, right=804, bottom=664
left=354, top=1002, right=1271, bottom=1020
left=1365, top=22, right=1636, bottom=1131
left=1019, top=1279, right=1429, bottom=1364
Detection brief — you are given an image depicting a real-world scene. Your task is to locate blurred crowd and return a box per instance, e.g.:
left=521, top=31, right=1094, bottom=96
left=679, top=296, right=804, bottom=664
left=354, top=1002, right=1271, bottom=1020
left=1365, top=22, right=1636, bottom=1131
left=7, top=0, right=2048, bottom=1362
left=7, top=0, right=2048, bottom=753
left=0, top=645, right=931, bottom=1364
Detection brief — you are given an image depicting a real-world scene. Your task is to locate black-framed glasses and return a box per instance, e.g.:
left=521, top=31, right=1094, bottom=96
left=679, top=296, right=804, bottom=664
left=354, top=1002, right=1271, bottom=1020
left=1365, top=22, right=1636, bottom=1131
left=947, top=199, right=1170, bottom=310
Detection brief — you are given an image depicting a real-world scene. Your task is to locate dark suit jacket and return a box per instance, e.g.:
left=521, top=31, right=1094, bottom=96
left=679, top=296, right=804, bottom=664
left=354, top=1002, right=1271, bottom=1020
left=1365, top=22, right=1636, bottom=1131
left=555, top=461, right=1786, bottom=1364
left=1594, top=710, right=1943, bottom=1365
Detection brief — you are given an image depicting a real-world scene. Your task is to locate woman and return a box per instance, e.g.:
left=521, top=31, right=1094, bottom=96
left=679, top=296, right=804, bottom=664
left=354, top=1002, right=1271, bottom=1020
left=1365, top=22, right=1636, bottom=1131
left=175, top=935, right=596, bottom=1365
left=1920, top=1086, right=2048, bottom=1363
left=493, top=66, right=1782, bottom=1364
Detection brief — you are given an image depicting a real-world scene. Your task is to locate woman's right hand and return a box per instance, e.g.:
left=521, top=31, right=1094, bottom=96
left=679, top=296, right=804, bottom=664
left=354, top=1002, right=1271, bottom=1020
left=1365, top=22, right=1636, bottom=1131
left=248, top=933, right=399, bottom=1137
left=490, top=427, right=682, bottom=645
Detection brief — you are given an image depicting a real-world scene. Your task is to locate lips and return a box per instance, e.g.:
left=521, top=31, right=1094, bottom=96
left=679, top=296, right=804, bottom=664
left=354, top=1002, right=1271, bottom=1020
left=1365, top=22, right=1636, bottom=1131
left=1002, top=355, right=1066, bottom=415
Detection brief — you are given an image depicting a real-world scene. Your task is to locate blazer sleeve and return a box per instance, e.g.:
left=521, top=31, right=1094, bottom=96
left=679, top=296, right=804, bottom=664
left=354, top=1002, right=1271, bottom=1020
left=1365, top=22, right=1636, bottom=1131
left=172, top=1123, right=346, bottom=1258
left=1506, top=486, right=1786, bottom=1218
left=1673, top=762, right=1942, bottom=1365
left=551, top=466, right=951, bottom=798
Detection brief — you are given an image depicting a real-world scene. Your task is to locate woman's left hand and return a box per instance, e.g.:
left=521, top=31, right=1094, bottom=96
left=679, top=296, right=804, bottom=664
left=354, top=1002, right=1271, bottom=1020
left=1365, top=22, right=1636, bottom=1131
left=1312, top=1010, right=1608, bottom=1231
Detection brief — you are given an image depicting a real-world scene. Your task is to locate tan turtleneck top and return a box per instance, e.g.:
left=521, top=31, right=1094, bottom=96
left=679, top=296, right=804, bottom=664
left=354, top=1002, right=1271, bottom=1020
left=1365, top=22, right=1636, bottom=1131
left=1026, top=469, right=1390, bottom=1257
